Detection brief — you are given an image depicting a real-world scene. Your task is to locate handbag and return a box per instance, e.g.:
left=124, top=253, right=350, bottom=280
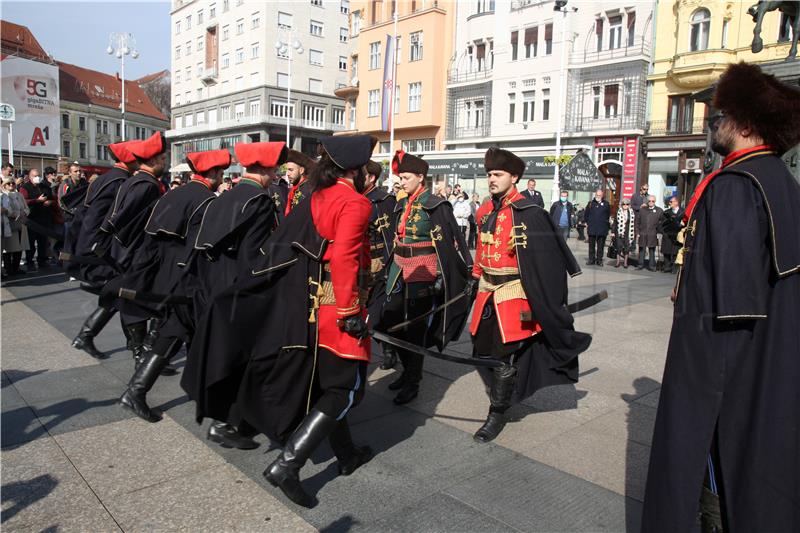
left=606, top=238, right=618, bottom=259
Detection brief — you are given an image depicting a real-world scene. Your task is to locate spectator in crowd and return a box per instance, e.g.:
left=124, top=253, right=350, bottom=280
left=1, top=176, right=30, bottom=276
left=549, top=190, right=574, bottom=241
left=574, top=204, right=586, bottom=241
left=449, top=183, right=462, bottom=203
left=468, top=192, right=480, bottom=249
left=584, top=188, right=611, bottom=266
left=635, top=195, right=663, bottom=271
left=630, top=182, right=649, bottom=213
left=216, top=179, right=232, bottom=195
left=612, top=198, right=636, bottom=268
left=1, top=162, right=14, bottom=180
left=18, top=168, right=54, bottom=269
left=392, top=182, right=402, bottom=197
left=521, top=178, right=545, bottom=207
left=453, top=191, right=472, bottom=240
left=170, top=178, right=183, bottom=190
left=659, top=196, right=684, bottom=273
left=44, top=167, right=58, bottom=193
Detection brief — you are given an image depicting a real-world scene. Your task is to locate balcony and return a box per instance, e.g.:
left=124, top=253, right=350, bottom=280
left=566, top=115, right=646, bottom=134
left=201, top=65, right=218, bottom=85
left=510, top=0, right=547, bottom=11
left=645, top=118, right=708, bottom=137
left=448, top=67, right=492, bottom=85
left=334, top=82, right=359, bottom=99
left=571, top=39, right=651, bottom=65
left=166, top=114, right=344, bottom=139
left=451, top=124, right=491, bottom=139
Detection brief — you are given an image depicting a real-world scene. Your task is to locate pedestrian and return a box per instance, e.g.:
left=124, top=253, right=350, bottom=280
left=2, top=176, right=30, bottom=276
left=520, top=178, right=545, bottom=207
left=612, top=199, right=635, bottom=268
left=450, top=183, right=462, bottom=203
left=583, top=188, right=611, bottom=266
left=634, top=196, right=662, bottom=271
left=641, top=62, right=800, bottom=533
left=57, top=163, right=86, bottom=247
left=659, top=196, right=683, bottom=273
left=18, top=168, right=54, bottom=270
left=469, top=147, right=590, bottom=442
left=284, top=149, right=316, bottom=215
left=468, top=192, right=479, bottom=249
left=453, top=191, right=472, bottom=240
left=575, top=204, right=586, bottom=241
left=549, top=190, right=574, bottom=242
left=630, top=182, right=649, bottom=213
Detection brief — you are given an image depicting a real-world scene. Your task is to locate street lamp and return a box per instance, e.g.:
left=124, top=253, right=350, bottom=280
left=274, top=35, right=303, bottom=148
left=107, top=32, right=139, bottom=141
left=550, top=1, right=576, bottom=204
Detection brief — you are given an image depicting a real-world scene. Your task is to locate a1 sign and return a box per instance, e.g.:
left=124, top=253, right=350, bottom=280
left=0, top=103, right=16, bottom=122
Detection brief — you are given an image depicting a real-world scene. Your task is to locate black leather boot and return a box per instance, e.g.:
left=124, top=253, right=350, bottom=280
left=474, top=363, right=517, bottom=443
left=387, top=372, right=406, bottom=391
left=263, top=409, right=338, bottom=508
left=328, top=418, right=373, bottom=476
left=119, top=352, right=169, bottom=422
left=72, top=307, right=115, bottom=359
left=148, top=329, right=180, bottom=376
left=125, top=322, right=149, bottom=370
left=207, top=420, right=260, bottom=450
left=380, top=343, right=398, bottom=370
left=394, top=353, right=422, bottom=405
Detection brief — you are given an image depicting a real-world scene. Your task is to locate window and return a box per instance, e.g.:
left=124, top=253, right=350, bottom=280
left=251, top=72, right=259, bottom=86
left=61, top=113, right=69, bottom=129
left=309, top=49, right=323, bottom=66
left=339, top=55, right=347, bottom=71
left=524, top=26, right=537, bottom=58
left=410, top=31, right=423, bottom=61
left=196, top=110, right=206, bottom=124
left=251, top=42, right=260, bottom=59
left=690, top=8, right=710, bottom=51
left=604, top=84, right=619, bottom=118
left=779, top=12, right=792, bottom=42
left=278, top=12, right=293, bottom=29
left=116, top=123, right=121, bottom=137
left=595, top=19, right=603, bottom=51
left=341, top=0, right=350, bottom=14
left=235, top=102, right=245, bottom=119
left=63, top=140, right=71, bottom=157
left=78, top=116, right=86, bottom=131
left=194, top=62, right=201, bottom=78
left=592, top=86, right=601, bottom=118
left=220, top=105, right=231, bottom=121
left=667, top=94, right=695, bottom=133
left=176, top=20, right=181, bottom=34
left=402, top=138, right=435, bottom=151
left=627, top=11, right=636, bottom=46
left=249, top=99, right=261, bottom=116
left=311, top=0, right=322, bottom=5
left=186, top=40, right=192, bottom=55
left=235, top=76, right=244, bottom=91
left=721, top=19, right=729, bottom=47
left=623, top=81, right=632, bottom=116
left=185, top=66, right=191, bottom=79
left=223, top=0, right=229, bottom=11
left=510, top=31, right=519, bottom=61
left=349, top=103, right=356, bottom=129
left=544, top=23, right=553, bottom=55
left=463, top=99, right=485, bottom=130
left=351, top=55, right=358, bottom=78
left=303, top=104, right=325, bottom=128
left=236, top=19, right=244, bottom=35
left=210, top=3, right=216, bottom=18
left=270, top=99, right=295, bottom=119
left=368, top=89, right=380, bottom=116
left=309, top=78, right=323, bottom=92
left=175, top=115, right=183, bottom=129
left=197, top=87, right=203, bottom=100
left=198, top=9, right=204, bottom=24
left=395, top=35, right=402, bottom=63
left=408, top=82, right=422, bottom=112
left=340, top=27, right=348, bottom=43
left=175, top=46, right=181, bottom=59
left=369, top=41, right=381, bottom=69
left=222, top=25, right=229, bottom=40
left=352, top=10, right=361, bottom=36
left=103, top=120, right=109, bottom=134
left=235, top=48, right=244, bottom=63
left=197, top=37, right=204, bottom=51
left=542, top=89, right=550, bottom=120
left=277, top=72, right=289, bottom=88
left=508, top=93, right=516, bottom=122
left=252, top=12, right=260, bottom=29
left=333, top=107, right=345, bottom=126
left=310, top=20, right=324, bottom=36
left=222, top=53, right=230, bottom=68
left=79, top=142, right=87, bottom=159
left=522, top=90, right=535, bottom=122
left=185, top=14, right=192, bottom=29
left=609, top=16, right=622, bottom=50
left=208, top=108, right=217, bottom=125
left=185, top=90, right=191, bottom=102
left=96, top=144, right=103, bottom=160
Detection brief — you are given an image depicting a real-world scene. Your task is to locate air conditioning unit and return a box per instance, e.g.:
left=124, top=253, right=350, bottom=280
left=685, top=158, right=700, bottom=171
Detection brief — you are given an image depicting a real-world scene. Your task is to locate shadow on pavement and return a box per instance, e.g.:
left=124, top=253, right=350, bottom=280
left=0, top=474, right=59, bottom=523
left=319, top=514, right=360, bottom=533
left=624, top=376, right=661, bottom=533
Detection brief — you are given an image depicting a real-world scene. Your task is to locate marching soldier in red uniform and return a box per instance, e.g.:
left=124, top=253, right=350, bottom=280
left=470, top=148, right=590, bottom=443
left=284, top=149, right=316, bottom=216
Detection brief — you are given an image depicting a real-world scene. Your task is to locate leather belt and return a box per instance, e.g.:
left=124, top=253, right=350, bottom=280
left=322, top=267, right=371, bottom=288
left=394, top=244, right=435, bottom=258
left=370, top=242, right=385, bottom=259
left=482, top=272, right=520, bottom=285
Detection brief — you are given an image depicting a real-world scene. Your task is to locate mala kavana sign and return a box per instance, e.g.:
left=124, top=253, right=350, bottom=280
left=558, top=152, right=603, bottom=192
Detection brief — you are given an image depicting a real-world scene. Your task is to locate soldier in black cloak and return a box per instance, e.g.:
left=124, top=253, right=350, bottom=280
left=284, top=149, right=316, bottom=216
left=641, top=63, right=800, bottom=533
left=469, top=148, right=591, bottom=442
left=117, top=149, right=229, bottom=425
left=68, top=140, right=139, bottom=359
left=369, top=151, right=472, bottom=405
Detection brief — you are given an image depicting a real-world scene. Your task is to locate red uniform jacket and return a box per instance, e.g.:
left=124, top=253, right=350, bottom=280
left=471, top=188, right=542, bottom=343
left=311, top=179, right=372, bottom=361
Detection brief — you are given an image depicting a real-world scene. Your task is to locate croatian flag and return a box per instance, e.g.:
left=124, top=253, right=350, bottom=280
left=381, top=34, right=396, bottom=132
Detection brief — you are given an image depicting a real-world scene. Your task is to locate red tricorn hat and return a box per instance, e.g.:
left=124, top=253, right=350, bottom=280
left=129, top=131, right=166, bottom=161
left=186, top=149, right=232, bottom=173
left=108, top=140, right=140, bottom=164
left=234, top=142, right=288, bottom=169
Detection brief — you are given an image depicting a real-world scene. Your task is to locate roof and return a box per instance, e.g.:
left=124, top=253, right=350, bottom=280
left=58, top=61, right=167, bottom=121
left=136, top=70, right=170, bottom=85
left=0, top=20, right=54, bottom=63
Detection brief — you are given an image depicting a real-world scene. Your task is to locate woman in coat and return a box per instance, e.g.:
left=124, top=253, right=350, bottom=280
left=613, top=198, right=635, bottom=268
left=1, top=177, right=30, bottom=276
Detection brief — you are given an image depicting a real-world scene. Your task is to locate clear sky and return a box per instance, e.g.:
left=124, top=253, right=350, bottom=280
left=2, top=0, right=170, bottom=80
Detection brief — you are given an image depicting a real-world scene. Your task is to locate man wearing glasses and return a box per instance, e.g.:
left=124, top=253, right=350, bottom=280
left=634, top=196, right=662, bottom=271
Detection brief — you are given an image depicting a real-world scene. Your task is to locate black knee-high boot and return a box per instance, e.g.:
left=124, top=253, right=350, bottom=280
left=328, top=417, right=373, bottom=475
left=264, top=409, right=339, bottom=508
left=118, top=351, right=171, bottom=422
left=125, top=322, right=149, bottom=369
left=474, top=363, right=517, bottom=443
left=72, top=307, right=116, bottom=359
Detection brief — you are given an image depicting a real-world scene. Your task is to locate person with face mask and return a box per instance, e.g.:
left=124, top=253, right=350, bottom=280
left=370, top=150, right=473, bottom=406
left=18, top=168, right=54, bottom=269
left=642, top=62, right=800, bottom=533
left=549, top=190, right=575, bottom=242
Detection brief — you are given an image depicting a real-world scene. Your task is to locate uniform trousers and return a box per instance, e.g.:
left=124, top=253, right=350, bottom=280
left=379, top=278, right=434, bottom=385
left=311, top=348, right=367, bottom=420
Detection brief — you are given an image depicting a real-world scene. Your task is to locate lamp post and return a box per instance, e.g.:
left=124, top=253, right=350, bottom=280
left=274, top=35, right=304, bottom=148
left=107, top=33, right=139, bottom=141
left=551, top=1, right=575, bottom=204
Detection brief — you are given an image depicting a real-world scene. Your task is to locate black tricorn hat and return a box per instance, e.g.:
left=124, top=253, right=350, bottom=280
left=285, top=149, right=317, bottom=174
left=392, top=150, right=428, bottom=175
left=319, top=135, right=375, bottom=170
left=484, top=147, right=525, bottom=177
left=713, top=62, right=800, bottom=154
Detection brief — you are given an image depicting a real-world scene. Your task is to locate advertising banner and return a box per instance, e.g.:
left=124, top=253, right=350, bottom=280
left=621, top=137, right=639, bottom=199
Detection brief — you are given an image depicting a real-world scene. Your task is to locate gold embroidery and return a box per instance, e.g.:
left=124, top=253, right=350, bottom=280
left=480, top=231, right=494, bottom=244
left=509, top=223, right=528, bottom=249
left=374, top=213, right=390, bottom=231
left=431, top=225, right=443, bottom=242
left=307, top=277, right=321, bottom=323
left=498, top=213, right=507, bottom=223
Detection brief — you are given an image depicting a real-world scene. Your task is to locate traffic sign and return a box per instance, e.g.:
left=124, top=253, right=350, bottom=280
left=0, top=103, right=15, bottom=122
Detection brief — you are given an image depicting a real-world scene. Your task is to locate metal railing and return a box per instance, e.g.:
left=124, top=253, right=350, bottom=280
left=566, top=114, right=646, bottom=133
left=448, top=68, right=493, bottom=84
left=510, top=0, right=547, bottom=11
left=452, top=124, right=491, bottom=139
left=571, top=39, right=651, bottom=64
left=646, top=118, right=708, bottom=136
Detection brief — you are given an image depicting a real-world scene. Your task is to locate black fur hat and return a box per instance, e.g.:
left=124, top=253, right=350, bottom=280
left=484, top=147, right=525, bottom=177
left=392, top=150, right=428, bottom=176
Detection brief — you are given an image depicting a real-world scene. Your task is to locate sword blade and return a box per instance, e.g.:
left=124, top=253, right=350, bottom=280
left=372, top=330, right=502, bottom=368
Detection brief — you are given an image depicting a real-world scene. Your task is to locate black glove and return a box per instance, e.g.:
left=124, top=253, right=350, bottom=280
left=466, top=277, right=479, bottom=298
left=434, top=275, right=444, bottom=296
left=339, top=315, right=369, bottom=339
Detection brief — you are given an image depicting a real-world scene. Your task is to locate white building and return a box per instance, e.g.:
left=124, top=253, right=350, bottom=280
left=167, top=0, right=353, bottom=171
left=443, top=0, right=654, bottom=206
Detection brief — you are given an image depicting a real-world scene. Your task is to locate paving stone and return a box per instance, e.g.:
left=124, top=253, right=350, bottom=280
left=1, top=405, right=47, bottom=449
left=576, top=402, right=658, bottom=448
left=633, top=389, right=661, bottom=410
left=11, top=364, right=123, bottom=405
left=27, top=386, right=135, bottom=437
left=1, top=380, right=27, bottom=411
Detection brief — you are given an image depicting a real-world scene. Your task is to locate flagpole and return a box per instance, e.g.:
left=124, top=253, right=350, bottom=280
left=388, top=7, right=398, bottom=156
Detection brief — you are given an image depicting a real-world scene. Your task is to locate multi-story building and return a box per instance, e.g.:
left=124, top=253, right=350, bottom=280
left=59, top=62, right=168, bottom=174
left=167, top=0, right=352, bottom=172
left=442, top=0, right=654, bottom=204
left=341, top=0, right=455, bottom=157
left=644, top=1, right=797, bottom=202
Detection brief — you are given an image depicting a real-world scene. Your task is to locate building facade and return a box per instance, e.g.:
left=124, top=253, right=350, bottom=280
left=167, top=0, right=352, bottom=171
left=645, top=0, right=797, bottom=204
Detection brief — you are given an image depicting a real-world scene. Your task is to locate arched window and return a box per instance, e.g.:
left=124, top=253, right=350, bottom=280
left=690, top=8, right=710, bottom=51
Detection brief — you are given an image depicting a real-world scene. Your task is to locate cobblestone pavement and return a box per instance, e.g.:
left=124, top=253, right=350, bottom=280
left=1, top=241, right=676, bottom=532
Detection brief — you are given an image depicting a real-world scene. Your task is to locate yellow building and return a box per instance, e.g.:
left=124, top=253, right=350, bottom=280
left=644, top=0, right=796, bottom=203
left=337, top=0, right=455, bottom=156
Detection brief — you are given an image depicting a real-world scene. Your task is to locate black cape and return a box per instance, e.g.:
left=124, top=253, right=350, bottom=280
left=366, top=187, right=397, bottom=265
left=641, top=154, right=800, bottom=532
